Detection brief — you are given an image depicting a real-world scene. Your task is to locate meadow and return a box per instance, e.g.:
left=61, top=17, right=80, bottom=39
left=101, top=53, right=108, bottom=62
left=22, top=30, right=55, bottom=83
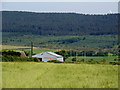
left=66, top=56, right=118, bottom=61
left=1, top=45, right=30, bottom=50
left=2, top=62, right=118, bottom=88
left=2, top=33, right=118, bottom=49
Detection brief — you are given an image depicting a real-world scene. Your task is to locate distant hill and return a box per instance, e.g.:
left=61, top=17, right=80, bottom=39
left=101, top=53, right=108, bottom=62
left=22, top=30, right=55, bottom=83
left=2, top=11, right=118, bottom=36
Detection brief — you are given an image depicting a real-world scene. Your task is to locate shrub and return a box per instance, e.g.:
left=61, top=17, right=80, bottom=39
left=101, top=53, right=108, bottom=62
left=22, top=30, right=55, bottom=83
left=80, top=59, right=85, bottom=62
left=2, top=55, right=36, bottom=62
left=72, top=57, right=77, bottom=61
left=86, top=59, right=96, bottom=64
left=109, top=61, right=119, bottom=65
left=64, top=61, right=74, bottom=63
left=114, top=58, right=118, bottom=61
left=48, top=60, right=63, bottom=63
left=2, top=50, right=21, bottom=56
left=33, top=58, right=40, bottom=62
left=109, top=62, right=117, bottom=65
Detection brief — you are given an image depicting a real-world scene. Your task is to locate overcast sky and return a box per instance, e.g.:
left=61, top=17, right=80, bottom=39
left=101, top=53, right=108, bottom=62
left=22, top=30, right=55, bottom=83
left=2, top=0, right=120, bottom=2
left=2, top=2, right=118, bottom=14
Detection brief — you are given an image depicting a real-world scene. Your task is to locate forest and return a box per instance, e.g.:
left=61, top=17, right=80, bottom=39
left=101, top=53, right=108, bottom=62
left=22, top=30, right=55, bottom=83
left=2, top=11, right=118, bottom=36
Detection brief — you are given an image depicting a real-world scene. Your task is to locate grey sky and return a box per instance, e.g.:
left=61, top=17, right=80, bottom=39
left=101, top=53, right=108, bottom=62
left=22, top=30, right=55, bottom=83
left=2, top=2, right=118, bottom=14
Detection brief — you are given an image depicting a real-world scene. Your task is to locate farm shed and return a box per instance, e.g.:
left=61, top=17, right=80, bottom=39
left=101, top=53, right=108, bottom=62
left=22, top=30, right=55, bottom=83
left=32, top=52, right=63, bottom=62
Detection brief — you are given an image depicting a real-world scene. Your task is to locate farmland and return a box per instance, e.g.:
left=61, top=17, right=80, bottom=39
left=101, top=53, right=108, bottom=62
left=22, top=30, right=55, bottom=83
left=66, top=56, right=118, bottom=61
left=1, top=45, right=30, bottom=50
left=1, top=11, right=119, bottom=88
left=2, top=33, right=118, bottom=49
left=2, top=62, right=118, bottom=88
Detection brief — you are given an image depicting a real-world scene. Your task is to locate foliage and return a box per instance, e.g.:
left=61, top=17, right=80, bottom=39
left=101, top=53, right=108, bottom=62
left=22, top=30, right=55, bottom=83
left=2, top=34, right=118, bottom=50
left=48, top=60, right=63, bottom=63
left=65, top=50, right=115, bottom=57
left=72, top=57, right=77, bottom=61
left=109, top=61, right=120, bottom=65
left=2, top=11, right=118, bottom=36
left=56, top=50, right=68, bottom=60
left=2, top=55, right=36, bottom=62
left=2, top=50, right=21, bottom=56
left=33, top=58, right=40, bottom=62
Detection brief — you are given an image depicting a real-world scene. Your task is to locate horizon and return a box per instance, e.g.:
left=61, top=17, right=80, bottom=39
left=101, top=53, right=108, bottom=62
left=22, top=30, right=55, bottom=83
left=2, top=10, right=119, bottom=15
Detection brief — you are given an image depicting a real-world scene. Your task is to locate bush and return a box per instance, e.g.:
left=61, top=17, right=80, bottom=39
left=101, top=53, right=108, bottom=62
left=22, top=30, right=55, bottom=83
left=114, top=58, right=118, bottom=61
left=80, top=59, right=85, bottom=62
left=33, top=58, right=40, bottom=62
left=2, top=50, right=21, bottom=56
left=109, top=62, right=116, bottom=65
left=48, top=60, right=63, bottom=63
left=109, top=61, right=119, bottom=65
left=72, top=57, right=77, bottom=61
left=64, top=61, right=74, bottom=63
left=2, top=55, right=36, bottom=62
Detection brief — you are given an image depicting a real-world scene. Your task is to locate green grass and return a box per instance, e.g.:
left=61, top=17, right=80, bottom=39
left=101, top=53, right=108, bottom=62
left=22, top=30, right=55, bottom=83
left=24, top=48, right=56, bottom=55
left=2, top=62, right=118, bottom=88
left=1, top=45, right=55, bottom=55
left=1, top=45, right=30, bottom=50
left=66, top=56, right=118, bottom=61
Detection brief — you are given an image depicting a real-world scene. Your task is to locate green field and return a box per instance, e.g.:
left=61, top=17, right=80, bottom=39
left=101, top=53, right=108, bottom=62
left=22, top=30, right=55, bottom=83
left=1, top=45, right=30, bottom=50
left=24, top=48, right=56, bottom=55
left=66, top=56, right=118, bottom=61
left=2, top=62, right=118, bottom=88
left=2, top=33, right=118, bottom=49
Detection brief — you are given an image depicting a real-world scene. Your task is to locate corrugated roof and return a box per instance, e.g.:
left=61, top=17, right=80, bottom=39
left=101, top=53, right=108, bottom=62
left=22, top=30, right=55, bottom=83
left=32, top=53, right=43, bottom=57
left=32, top=52, right=63, bottom=58
left=47, top=52, right=62, bottom=57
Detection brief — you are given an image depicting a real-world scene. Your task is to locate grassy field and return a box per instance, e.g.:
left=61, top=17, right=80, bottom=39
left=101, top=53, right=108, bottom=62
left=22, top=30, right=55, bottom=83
left=1, top=44, right=55, bottom=54
left=24, top=48, right=56, bottom=55
left=2, top=62, right=118, bottom=88
left=66, top=56, right=118, bottom=61
left=2, top=33, right=118, bottom=49
left=1, top=45, right=30, bottom=50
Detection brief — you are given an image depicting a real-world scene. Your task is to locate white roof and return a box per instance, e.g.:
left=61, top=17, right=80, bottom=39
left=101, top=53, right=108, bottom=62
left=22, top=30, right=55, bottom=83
left=32, top=52, right=63, bottom=58
left=47, top=52, right=62, bottom=57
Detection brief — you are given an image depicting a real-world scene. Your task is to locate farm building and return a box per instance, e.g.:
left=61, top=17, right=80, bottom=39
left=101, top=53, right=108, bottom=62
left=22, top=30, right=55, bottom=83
left=32, top=52, right=64, bottom=62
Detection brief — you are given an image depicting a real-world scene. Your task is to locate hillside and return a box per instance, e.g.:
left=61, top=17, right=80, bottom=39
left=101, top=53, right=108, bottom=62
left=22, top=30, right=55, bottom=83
left=2, top=11, right=118, bottom=36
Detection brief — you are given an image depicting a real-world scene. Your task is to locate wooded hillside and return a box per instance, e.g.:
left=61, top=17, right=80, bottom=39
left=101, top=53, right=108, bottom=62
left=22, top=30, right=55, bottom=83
left=2, top=11, right=118, bottom=36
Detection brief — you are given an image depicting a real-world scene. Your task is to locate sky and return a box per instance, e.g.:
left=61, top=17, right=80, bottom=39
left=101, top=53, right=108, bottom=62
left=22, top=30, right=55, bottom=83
left=2, top=2, right=119, bottom=14
left=1, top=0, right=120, bottom=2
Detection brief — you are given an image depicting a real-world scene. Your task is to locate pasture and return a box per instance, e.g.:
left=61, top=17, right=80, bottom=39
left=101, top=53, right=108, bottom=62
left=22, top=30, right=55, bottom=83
left=66, top=56, right=118, bottom=61
left=2, top=62, right=118, bottom=88
left=1, top=45, right=30, bottom=50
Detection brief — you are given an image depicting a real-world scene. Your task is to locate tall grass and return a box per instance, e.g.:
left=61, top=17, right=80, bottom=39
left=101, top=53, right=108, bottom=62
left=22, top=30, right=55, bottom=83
left=2, top=62, right=118, bottom=88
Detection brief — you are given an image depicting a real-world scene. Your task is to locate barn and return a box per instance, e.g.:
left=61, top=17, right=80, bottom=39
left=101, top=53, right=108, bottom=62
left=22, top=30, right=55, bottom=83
left=32, top=52, right=64, bottom=62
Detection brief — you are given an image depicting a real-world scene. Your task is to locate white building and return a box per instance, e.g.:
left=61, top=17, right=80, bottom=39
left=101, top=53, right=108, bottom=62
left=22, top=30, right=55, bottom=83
left=32, top=52, right=63, bottom=62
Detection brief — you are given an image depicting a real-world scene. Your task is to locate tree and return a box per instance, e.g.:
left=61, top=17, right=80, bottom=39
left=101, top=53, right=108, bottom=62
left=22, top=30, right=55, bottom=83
left=2, top=50, right=21, bottom=56
left=56, top=50, right=68, bottom=61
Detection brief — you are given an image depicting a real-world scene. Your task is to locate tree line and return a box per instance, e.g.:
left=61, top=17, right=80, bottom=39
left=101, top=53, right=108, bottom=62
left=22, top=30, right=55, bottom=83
left=55, top=50, right=117, bottom=60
